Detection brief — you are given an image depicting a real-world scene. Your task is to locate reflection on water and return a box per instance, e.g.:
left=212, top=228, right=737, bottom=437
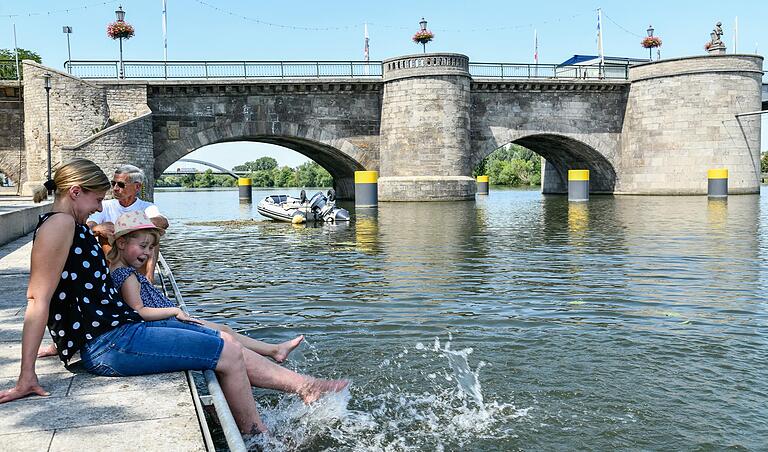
left=156, top=186, right=768, bottom=450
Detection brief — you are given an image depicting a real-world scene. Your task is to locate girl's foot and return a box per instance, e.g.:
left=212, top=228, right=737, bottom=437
left=299, top=378, right=349, bottom=404
left=273, top=335, right=304, bottom=363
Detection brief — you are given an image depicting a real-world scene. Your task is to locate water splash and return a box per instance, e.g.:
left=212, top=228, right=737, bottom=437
left=250, top=336, right=530, bottom=451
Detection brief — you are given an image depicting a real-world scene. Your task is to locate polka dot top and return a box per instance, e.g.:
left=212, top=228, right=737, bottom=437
left=34, top=212, right=143, bottom=363
left=111, top=266, right=175, bottom=309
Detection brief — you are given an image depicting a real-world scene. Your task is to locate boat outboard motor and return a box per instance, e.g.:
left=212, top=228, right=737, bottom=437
left=326, top=188, right=336, bottom=202
left=326, top=207, right=350, bottom=222
left=308, top=191, right=327, bottom=212
left=300, top=189, right=307, bottom=204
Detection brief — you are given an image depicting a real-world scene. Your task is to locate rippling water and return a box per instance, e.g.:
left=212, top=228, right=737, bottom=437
left=156, top=187, right=768, bottom=451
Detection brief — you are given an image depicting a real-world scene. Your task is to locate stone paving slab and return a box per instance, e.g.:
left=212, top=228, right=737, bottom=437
left=0, top=233, right=208, bottom=451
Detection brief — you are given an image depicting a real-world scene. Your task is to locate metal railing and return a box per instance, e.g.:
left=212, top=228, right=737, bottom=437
left=62, top=59, right=630, bottom=81
left=0, top=60, right=21, bottom=80
left=156, top=253, right=247, bottom=452
left=65, top=60, right=384, bottom=79
left=469, top=62, right=630, bottom=80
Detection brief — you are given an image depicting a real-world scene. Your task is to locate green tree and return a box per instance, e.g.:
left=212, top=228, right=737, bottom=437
left=272, top=166, right=296, bottom=187
left=233, top=157, right=278, bottom=172
left=761, top=152, right=768, bottom=174
left=475, top=143, right=541, bottom=187
left=250, top=170, right=274, bottom=187
left=0, top=48, right=42, bottom=80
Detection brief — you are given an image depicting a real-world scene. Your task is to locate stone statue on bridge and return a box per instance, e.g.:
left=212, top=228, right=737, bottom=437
left=707, top=21, right=726, bottom=54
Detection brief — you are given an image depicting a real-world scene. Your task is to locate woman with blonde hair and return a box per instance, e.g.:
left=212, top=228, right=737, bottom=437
left=0, top=158, right=347, bottom=437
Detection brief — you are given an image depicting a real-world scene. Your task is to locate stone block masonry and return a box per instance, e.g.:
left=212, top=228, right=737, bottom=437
left=0, top=82, right=24, bottom=187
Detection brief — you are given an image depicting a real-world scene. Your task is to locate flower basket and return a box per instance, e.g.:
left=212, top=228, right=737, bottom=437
left=107, top=21, right=135, bottom=40
left=412, top=30, right=434, bottom=45
left=641, top=36, right=662, bottom=49
left=640, top=36, right=661, bottom=49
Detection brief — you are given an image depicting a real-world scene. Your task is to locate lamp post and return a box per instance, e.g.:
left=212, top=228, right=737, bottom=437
left=42, top=73, right=53, bottom=193
left=646, top=25, right=655, bottom=60
left=419, top=18, right=428, bottom=53
left=62, top=26, right=72, bottom=73
left=116, top=5, right=126, bottom=78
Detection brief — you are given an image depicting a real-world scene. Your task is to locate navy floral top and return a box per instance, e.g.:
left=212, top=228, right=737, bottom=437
left=34, top=212, right=143, bottom=363
left=111, top=266, right=175, bottom=309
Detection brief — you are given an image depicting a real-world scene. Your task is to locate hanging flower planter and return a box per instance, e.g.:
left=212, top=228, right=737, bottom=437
left=641, top=36, right=662, bottom=49
left=107, top=21, right=135, bottom=40
left=412, top=30, right=434, bottom=45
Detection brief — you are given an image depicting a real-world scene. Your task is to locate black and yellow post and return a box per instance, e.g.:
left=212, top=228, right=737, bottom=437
left=355, top=171, right=378, bottom=208
left=568, top=170, right=589, bottom=202
left=707, top=169, right=728, bottom=198
left=238, top=177, right=252, bottom=203
left=476, top=175, right=489, bottom=195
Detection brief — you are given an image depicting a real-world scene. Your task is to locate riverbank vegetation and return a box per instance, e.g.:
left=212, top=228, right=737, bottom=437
left=474, top=144, right=542, bottom=186
left=156, top=158, right=332, bottom=188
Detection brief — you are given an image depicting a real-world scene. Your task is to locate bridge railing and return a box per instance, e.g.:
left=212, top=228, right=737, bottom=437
left=62, top=60, right=631, bottom=81
left=468, top=62, right=629, bottom=80
left=65, top=60, right=384, bottom=79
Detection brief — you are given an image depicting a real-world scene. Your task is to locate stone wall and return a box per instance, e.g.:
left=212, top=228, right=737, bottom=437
left=0, top=82, right=24, bottom=186
left=379, top=54, right=474, bottom=201
left=619, top=54, right=763, bottom=194
left=21, top=61, right=109, bottom=194
left=103, top=84, right=150, bottom=122
left=137, top=79, right=382, bottom=199
left=61, top=113, right=156, bottom=199
left=469, top=80, right=629, bottom=193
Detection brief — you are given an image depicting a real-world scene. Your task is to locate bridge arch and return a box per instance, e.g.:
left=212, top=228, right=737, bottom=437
left=154, top=121, right=373, bottom=200
left=472, top=132, right=618, bottom=194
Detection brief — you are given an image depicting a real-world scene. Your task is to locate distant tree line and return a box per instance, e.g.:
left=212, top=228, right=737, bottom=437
left=156, top=157, right=333, bottom=188
left=474, top=144, right=541, bottom=186
left=762, top=151, right=768, bottom=174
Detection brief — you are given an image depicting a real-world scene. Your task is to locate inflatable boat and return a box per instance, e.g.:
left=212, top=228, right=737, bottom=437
left=256, top=189, right=350, bottom=223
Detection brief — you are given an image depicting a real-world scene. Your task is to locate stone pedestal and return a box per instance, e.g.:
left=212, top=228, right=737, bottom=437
left=707, top=43, right=727, bottom=55
left=378, top=53, right=474, bottom=201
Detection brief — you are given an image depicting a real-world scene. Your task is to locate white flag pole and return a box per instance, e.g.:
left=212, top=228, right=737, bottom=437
left=162, top=0, right=168, bottom=62
left=13, top=23, right=20, bottom=81
left=733, top=16, right=738, bottom=53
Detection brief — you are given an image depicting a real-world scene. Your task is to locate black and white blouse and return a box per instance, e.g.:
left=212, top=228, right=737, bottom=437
left=34, top=212, right=143, bottom=363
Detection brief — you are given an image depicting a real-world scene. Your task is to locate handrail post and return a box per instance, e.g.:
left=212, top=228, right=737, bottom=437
left=243, top=61, right=247, bottom=79
left=350, top=61, right=354, bottom=77
left=316, top=61, right=320, bottom=78
left=164, top=60, right=168, bottom=80
left=204, top=61, right=208, bottom=79
left=500, top=64, right=504, bottom=79
left=280, top=61, right=284, bottom=78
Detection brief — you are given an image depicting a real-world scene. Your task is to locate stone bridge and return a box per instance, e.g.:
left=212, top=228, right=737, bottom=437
left=0, top=52, right=763, bottom=200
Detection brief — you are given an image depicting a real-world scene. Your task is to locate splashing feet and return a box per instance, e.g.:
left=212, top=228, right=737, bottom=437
left=273, top=335, right=304, bottom=363
left=299, top=377, right=349, bottom=403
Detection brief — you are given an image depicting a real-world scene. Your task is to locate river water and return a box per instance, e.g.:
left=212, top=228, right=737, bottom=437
left=156, top=187, right=767, bottom=451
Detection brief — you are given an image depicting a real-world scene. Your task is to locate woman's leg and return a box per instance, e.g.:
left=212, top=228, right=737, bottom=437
left=215, top=335, right=266, bottom=433
left=199, top=320, right=303, bottom=362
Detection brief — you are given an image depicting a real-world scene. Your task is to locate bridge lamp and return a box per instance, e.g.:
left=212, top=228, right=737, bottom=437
left=62, top=26, right=73, bottom=73
left=419, top=18, right=427, bottom=32
left=115, top=6, right=126, bottom=78
left=646, top=25, right=655, bottom=60
left=115, top=5, right=125, bottom=21
left=43, top=72, right=53, bottom=193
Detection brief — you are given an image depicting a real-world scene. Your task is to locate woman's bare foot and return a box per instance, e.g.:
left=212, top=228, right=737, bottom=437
left=272, top=335, right=304, bottom=363
left=299, top=378, right=349, bottom=404
left=37, top=344, right=57, bottom=358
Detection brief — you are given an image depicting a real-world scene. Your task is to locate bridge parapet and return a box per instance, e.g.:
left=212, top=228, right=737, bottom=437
left=382, top=53, right=469, bottom=82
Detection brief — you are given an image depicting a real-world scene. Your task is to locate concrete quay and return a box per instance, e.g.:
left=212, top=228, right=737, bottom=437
left=0, top=196, right=52, bottom=247
left=0, top=234, right=208, bottom=452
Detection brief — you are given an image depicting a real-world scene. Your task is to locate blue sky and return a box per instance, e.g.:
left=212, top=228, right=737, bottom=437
left=2, top=0, right=766, bottom=170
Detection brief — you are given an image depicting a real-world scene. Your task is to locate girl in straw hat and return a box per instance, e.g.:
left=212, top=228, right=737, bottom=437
left=107, top=210, right=304, bottom=363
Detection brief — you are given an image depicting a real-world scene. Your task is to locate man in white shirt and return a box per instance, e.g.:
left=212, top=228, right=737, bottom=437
left=88, top=164, right=169, bottom=282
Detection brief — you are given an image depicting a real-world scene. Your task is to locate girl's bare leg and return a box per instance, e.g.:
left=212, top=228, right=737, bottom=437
left=215, top=335, right=266, bottom=433
left=200, top=320, right=303, bottom=362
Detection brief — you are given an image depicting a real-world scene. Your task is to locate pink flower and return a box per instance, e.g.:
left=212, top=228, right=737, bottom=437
left=107, top=21, right=135, bottom=40
left=412, top=30, right=434, bottom=44
left=641, top=36, right=662, bottom=48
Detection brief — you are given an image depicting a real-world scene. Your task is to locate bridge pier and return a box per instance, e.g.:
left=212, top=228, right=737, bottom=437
left=378, top=54, right=475, bottom=201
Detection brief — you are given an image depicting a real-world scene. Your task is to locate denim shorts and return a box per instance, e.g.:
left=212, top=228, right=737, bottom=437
left=80, top=318, right=224, bottom=377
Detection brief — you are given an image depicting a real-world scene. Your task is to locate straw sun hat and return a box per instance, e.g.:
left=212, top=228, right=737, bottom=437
left=110, top=210, right=162, bottom=244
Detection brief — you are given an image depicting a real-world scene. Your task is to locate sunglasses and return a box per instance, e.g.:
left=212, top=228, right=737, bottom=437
left=111, top=180, right=129, bottom=189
